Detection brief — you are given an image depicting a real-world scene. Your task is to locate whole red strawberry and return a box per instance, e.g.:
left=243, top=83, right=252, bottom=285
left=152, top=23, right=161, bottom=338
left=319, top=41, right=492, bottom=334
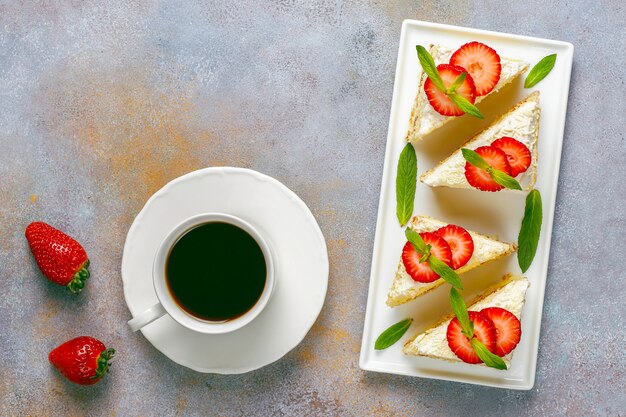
left=49, top=336, right=115, bottom=385
left=25, top=222, right=90, bottom=294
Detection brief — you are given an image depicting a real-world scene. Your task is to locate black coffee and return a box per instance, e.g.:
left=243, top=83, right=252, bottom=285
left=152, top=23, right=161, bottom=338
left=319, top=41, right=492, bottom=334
left=165, top=222, right=267, bottom=321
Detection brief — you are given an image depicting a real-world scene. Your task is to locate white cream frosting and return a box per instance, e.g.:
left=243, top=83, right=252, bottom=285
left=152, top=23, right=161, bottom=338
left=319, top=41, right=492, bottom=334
left=421, top=93, right=540, bottom=191
left=386, top=216, right=516, bottom=306
left=407, top=45, right=529, bottom=143
left=403, top=276, right=529, bottom=367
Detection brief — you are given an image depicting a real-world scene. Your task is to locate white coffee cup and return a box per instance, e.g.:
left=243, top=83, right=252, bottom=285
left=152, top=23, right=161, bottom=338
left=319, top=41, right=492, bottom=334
left=127, top=213, right=275, bottom=334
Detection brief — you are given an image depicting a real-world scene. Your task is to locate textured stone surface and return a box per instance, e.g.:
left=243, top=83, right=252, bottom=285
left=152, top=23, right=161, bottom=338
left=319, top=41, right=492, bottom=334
left=0, top=1, right=624, bottom=416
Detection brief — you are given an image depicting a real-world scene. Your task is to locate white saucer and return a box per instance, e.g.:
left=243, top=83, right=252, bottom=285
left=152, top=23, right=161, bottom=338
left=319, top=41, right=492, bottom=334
left=122, top=167, right=329, bottom=374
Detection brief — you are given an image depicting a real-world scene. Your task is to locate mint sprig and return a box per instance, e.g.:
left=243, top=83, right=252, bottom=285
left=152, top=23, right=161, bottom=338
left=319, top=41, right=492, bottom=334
left=415, top=46, right=483, bottom=118
left=470, top=339, right=507, bottom=370
left=489, top=169, right=523, bottom=191
left=518, top=189, right=542, bottom=272
left=416, top=45, right=446, bottom=92
left=525, top=54, right=557, bottom=88
left=446, top=72, right=467, bottom=94
left=428, top=256, right=463, bottom=290
left=461, top=148, right=490, bottom=170
left=449, top=288, right=507, bottom=370
left=396, top=143, right=417, bottom=226
left=449, top=288, right=473, bottom=338
left=405, top=227, right=428, bottom=253
left=461, top=148, right=522, bottom=190
left=448, top=93, right=484, bottom=119
left=405, top=228, right=463, bottom=290
left=375, top=318, right=413, bottom=350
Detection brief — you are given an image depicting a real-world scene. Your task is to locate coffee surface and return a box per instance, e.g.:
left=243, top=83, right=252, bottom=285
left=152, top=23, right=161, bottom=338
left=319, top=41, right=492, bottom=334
left=166, top=222, right=267, bottom=321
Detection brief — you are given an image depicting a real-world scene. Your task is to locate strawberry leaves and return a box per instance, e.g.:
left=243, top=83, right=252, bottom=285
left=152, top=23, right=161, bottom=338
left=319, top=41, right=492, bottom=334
left=462, top=148, right=522, bottom=190
left=416, top=45, right=483, bottom=118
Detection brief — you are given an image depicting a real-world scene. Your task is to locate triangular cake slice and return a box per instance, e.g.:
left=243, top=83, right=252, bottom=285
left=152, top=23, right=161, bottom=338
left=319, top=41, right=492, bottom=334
left=386, top=216, right=516, bottom=307
left=406, top=44, right=529, bottom=144
left=403, top=274, right=529, bottom=368
left=421, top=91, right=541, bottom=192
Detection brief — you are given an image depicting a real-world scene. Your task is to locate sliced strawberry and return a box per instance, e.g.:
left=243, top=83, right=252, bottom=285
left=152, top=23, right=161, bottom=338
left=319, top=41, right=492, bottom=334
left=424, top=64, right=476, bottom=116
left=450, top=41, right=501, bottom=96
left=447, top=311, right=497, bottom=364
left=401, top=232, right=453, bottom=283
left=480, top=307, right=522, bottom=356
left=464, top=145, right=512, bottom=192
left=435, top=224, right=474, bottom=270
left=492, top=137, right=531, bottom=177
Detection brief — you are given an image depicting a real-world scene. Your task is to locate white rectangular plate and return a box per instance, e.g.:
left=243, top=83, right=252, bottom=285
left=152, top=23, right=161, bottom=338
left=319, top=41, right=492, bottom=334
left=359, top=20, right=573, bottom=390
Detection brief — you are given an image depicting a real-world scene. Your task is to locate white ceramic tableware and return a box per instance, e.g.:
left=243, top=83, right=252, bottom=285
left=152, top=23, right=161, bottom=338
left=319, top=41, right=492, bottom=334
left=359, top=20, right=574, bottom=390
left=127, top=212, right=275, bottom=334
left=123, top=167, right=328, bottom=374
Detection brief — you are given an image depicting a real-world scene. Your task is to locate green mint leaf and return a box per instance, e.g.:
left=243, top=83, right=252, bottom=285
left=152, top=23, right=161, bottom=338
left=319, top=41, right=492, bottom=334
left=428, top=256, right=463, bottom=290
left=405, top=227, right=428, bottom=254
left=447, top=72, right=466, bottom=94
left=449, top=288, right=473, bottom=338
left=447, top=93, right=484, bottom=119
left=416, top=45, right=446, bottom=92
left=374, top=318, right=413, bottom=350
left=489, top=168, right=523, bottom=190
left=461, top=148, right=491, bottom=170
left=518, top=189, right=542, bottom=272
left=470, top=338, right=507, bottom=370
left=418, top=252, right=430, bottom=264
left=525, top=54, right=557, bottom=88
left=396, top=143, right=417, bottom=226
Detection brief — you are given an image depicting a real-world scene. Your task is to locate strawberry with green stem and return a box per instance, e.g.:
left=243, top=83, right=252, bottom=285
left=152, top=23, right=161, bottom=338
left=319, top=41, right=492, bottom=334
left=49, top=336, right=115, bottom=385
left=25, top=222, right=90, bottom=294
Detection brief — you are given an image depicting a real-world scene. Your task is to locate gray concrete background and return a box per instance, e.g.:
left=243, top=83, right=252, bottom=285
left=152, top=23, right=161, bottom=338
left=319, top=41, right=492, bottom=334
left=0, top=1, right=624, bottom=416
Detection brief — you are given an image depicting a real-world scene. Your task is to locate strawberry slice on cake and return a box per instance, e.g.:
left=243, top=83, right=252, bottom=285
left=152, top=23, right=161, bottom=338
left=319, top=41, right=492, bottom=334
left=403, top=274, right=529, bottom=368
left=406, top=43, right=529, bottom=143
left=421, top=92, right=541, bottom=192
left=450, top=41, right=503, bottom=97
left=424, top=64, right=477, bottom=117
left=387, top=216, right=517, bottom=307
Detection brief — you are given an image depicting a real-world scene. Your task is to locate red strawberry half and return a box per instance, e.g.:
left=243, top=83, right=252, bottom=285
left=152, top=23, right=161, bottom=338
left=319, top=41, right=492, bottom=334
left=447, top=311, right=497, bottom=364
left=435, top=224, right=474, bottom=270
left=402, top=232, right=453, bottom=283
left=492, top=136, right=531, bottom=177
left=424, top=64, right=477, bottom=117
left=481, top=307, right=522, bottom=356
left=450, top=41, right=501, bottom=96
left=25, top=222, right=90, bottom=294
left=49, top=336, right=115, bottom=385
left=464, top=145, right=512, bottom=192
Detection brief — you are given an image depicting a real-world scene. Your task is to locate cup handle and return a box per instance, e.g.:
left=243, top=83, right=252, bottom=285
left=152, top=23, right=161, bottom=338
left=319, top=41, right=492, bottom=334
left=128, top=303, right=167, bottom=332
